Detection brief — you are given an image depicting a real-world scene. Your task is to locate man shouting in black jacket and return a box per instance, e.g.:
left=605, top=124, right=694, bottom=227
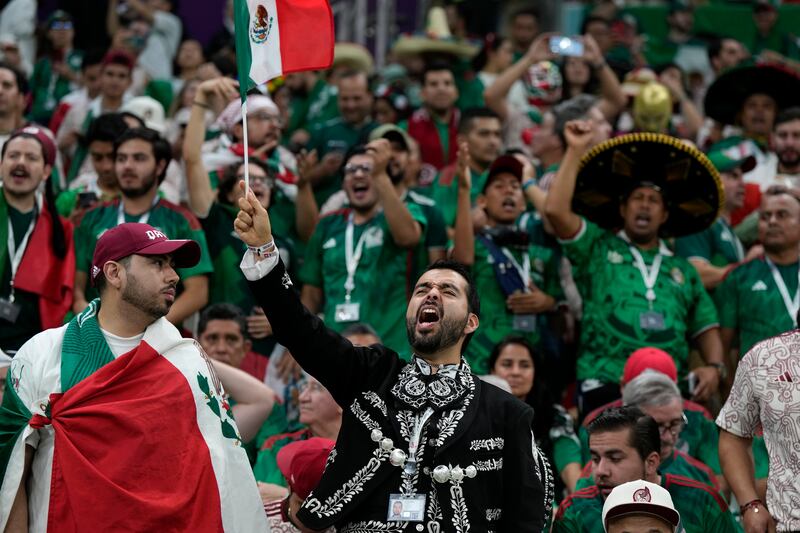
left=234, top=174, right=553, bottom=532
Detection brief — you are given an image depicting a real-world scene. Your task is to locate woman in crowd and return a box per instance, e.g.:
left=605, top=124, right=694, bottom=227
left=489, top=336, right=582, bottom=497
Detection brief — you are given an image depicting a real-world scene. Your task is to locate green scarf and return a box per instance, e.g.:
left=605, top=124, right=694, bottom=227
left=60, top=299, right=115, bottom=393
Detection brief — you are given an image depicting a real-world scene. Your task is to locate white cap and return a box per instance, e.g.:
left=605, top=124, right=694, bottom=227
left=122, top=96, right=166, bottom=134
left=602, top=480, right=680, bottom=532
left=216, top=95, right=279, bottom=135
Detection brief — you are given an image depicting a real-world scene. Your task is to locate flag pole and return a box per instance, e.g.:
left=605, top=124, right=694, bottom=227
left=241, top=99, right=250, bottom=195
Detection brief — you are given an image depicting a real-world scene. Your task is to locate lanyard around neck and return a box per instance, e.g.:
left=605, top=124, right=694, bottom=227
left=344, top=213, right=370, bottom=300
left=7, top=207, right=37, bottom=303
left=766, top=258, right=800, bottom=327
left=501, top=246, right=531, bottom=292
left=117, top=196, right=159, bottom=226
left=618, top=231, right=668, bottom=307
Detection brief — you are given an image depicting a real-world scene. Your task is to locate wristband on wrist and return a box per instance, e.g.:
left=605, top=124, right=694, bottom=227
left=708, top=361, right=728, bottom=380
left=192, top=100, right=210, bottom=109
left=249, top=239, right=276, bottom=258
left=592, top=61, right=607, bottom=70
left=522, top=179, right=537, bottom=191
left=741, top=499, right=763, bottom=516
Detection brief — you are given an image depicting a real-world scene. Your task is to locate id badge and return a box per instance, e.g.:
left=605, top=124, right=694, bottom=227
left=387, top=494, right=426, bottom=522
left=513, top=314, right=537, bottom=332
left=335, top=302, right=361, bottom=323
left=0, top=298, right=21, bottom=324
left=639, top=311, right=666, bottom=331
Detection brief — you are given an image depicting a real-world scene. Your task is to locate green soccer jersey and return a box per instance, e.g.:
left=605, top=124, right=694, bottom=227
left=28, top=51, right=83, bottom=125
left=675, top=218, right=744, bottom=268
left=74, top=198, right=214, bottom=301
left=554, top=475, right=739, bottom=533
left=465, top=236, right=564, bottom=374
left=715, top=257, right=798, bottom=356
left=252, top=428, right=310, bottom=485
left=404, top=190, right=448, bottom=281
left=306, top=117, right=377, bottom=206
left=300, top=206, right=427, bottom=359
left=431, top=166, right=490, bottom=228
left=560, top=219, right=718, bottom=384
left=201, top=200, right=295, bottom=307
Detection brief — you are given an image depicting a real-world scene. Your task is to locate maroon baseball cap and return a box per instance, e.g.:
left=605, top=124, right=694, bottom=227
left=7, top=126, right=57, bottom=166
left=277, top=437, right=335, bottom=500
left=90, top=223, right=201, bottom=285
left=483, top=154, right=524, bottom=193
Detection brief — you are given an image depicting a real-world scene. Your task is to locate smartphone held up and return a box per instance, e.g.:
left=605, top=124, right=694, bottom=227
left=549, top=36, right=584, bottom=57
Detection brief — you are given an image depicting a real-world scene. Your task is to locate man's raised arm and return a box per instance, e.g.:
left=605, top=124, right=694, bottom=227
left=544, top=120, right=595, bottom=240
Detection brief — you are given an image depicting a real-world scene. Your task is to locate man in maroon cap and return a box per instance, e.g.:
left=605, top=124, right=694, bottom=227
left=0, top=222, right=267, bottom=532
left=0, top=126, right=74, bottom=356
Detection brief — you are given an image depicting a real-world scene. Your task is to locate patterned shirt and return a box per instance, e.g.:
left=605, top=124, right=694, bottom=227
left=554, top=475, right=738, bottom=533
left=717, top=331, right=800, bottom=532
left=560, top=219, right=719, bottom=384
left=715, top=257, right=799, bottom=356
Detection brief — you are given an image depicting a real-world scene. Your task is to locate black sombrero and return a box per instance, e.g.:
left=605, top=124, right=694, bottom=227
left=704, top=62, right=800, bottom=125
left=573, top=133, right=723, bottom=238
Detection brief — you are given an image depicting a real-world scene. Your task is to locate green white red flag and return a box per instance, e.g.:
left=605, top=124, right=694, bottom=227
left=233, top=0, right=334, bottom=101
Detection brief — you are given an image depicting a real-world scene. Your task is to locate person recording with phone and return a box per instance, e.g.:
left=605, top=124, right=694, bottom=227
left=483, top=32, right=626, bottom=146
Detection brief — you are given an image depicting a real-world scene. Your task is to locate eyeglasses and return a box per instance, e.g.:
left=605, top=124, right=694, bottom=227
left=657, top=413, right=688, bottom=436
left=51, top=21, right=74, bottom=31
left=344, top=163, right=373, bottom=175
left=249, top=112, right=281, bottom=124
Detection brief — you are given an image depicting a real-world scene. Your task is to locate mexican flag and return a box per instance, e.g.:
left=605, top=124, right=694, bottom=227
left=234, top=0, right=334, bottom=101
left=0, top=302, right=267, bottom=532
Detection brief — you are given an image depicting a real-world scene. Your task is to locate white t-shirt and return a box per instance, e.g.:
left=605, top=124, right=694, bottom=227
left=100, top=328, right=144, bottom=358
left=138, top=11, right=182, bottom=81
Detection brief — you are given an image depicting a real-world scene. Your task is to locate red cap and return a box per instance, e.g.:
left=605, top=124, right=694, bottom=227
left=102, top=49, right=135, bottom=72
left=90, top=223, right=201, bottom=285
left=622, top=347, right=678, bottom=385
left=7, top=126, right=56, bottom=166
left=484, top=154, right=524, bottom=193
left=277, top=437, right=335, bottom=500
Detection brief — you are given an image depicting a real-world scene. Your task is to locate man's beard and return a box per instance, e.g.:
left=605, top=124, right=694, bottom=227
left=121, top=272, right=173, bottom=320
left=120, top=172, right=157, bottom=199
left=406, top=313, right=467, bottom=355
left=778, top=149, right=800, bottom=169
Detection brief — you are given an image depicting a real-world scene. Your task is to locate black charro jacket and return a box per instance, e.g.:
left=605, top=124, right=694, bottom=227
left=248, top=259, right=553, bottom=532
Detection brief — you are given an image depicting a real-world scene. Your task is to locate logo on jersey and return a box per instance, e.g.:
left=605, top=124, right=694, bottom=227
left=751, top=280, right=768, bottom=291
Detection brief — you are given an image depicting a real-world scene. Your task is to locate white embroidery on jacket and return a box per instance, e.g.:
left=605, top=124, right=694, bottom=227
left=469, top=438, right=504, bottom=451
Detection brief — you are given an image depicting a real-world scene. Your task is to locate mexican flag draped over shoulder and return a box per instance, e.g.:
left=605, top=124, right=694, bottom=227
left=234, top=0, right=334, bottom=100
left=0, top=301, right=267, bottom=532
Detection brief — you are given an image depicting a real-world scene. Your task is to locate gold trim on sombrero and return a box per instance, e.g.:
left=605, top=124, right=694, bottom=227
left=575, top=132, right=724, bottom=236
